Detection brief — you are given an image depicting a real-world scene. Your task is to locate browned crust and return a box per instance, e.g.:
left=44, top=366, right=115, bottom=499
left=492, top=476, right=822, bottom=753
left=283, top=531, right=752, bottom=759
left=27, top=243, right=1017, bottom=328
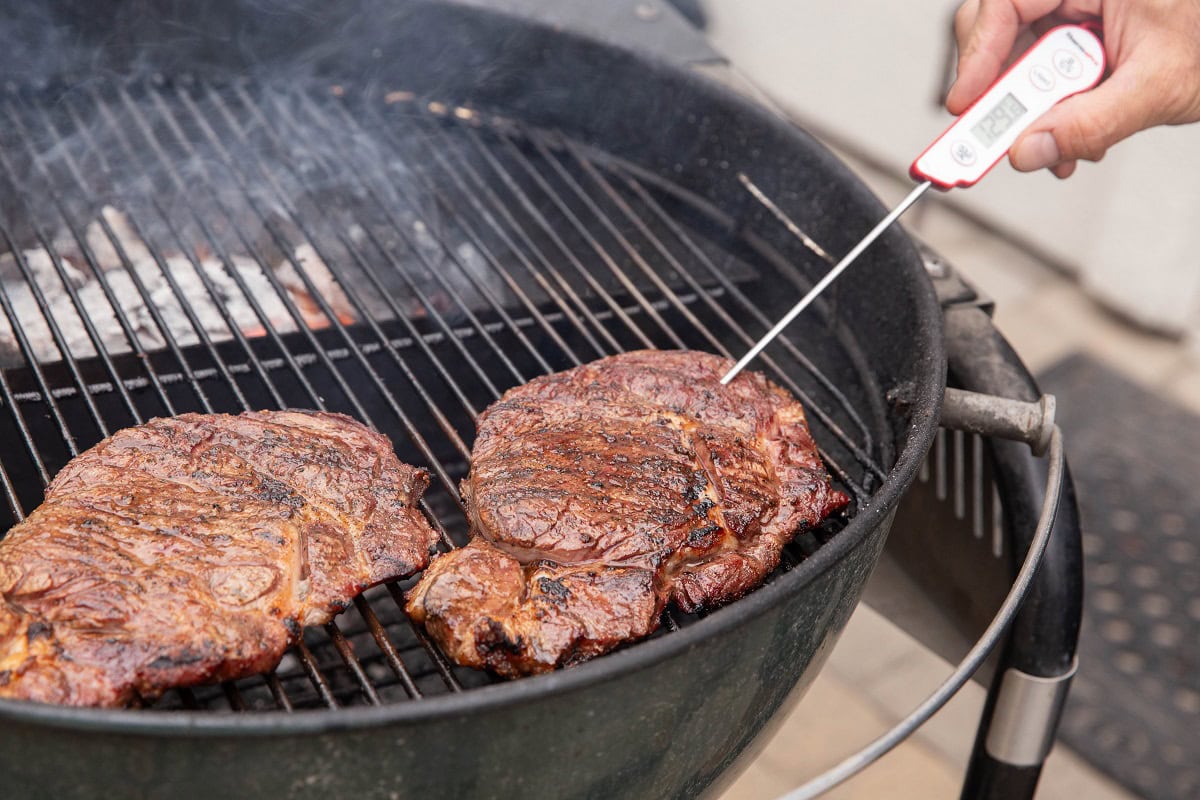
left=0, top=410, right=438, bottom=707
left=407, top=350, right=849, bottom=676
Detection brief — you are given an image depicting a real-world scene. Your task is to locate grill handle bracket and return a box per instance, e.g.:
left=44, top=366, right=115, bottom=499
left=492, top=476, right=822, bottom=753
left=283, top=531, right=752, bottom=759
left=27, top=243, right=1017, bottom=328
left=939, top=388, right=1056, bottom=456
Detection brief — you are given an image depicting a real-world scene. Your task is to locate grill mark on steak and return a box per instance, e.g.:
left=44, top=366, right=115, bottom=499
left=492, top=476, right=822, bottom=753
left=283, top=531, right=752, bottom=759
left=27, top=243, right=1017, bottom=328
left=406, top=350, right=850, bottom=677
left=676, top=418, right=735, bottom=559
left=297, top=520, right=312, bottom=583
left=0, top=410, right=438, bottom=707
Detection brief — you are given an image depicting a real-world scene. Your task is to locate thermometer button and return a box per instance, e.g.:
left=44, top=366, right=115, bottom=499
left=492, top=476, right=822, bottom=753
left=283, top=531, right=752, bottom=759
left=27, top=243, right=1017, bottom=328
left=950, top=140, right=977, bottom=166
left=1053, top=49, right=1083, bottom=79
left=1029, top=64, right=1056, bottom=91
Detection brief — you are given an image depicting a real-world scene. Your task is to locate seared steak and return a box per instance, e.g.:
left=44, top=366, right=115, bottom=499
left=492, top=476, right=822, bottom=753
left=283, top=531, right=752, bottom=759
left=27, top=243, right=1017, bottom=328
left=407, top=350, right=849, bottom=677
left=0, top=410, right=438, bottom=707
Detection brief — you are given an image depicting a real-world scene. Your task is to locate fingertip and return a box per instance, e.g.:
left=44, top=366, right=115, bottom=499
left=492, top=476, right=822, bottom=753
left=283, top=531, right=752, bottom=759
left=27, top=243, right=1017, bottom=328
left=1009, top=130, right=1061, bottom=172
left=945, top=63, right=991, bottom=115
left=1051, top=160, right=1077, bottom=179
left=945, top=83, right=968, bottom=115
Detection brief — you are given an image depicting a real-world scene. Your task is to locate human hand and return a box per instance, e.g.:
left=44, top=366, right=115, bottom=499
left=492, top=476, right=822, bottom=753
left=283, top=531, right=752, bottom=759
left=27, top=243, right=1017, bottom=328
left=946, top=0, right=1200, bottom=178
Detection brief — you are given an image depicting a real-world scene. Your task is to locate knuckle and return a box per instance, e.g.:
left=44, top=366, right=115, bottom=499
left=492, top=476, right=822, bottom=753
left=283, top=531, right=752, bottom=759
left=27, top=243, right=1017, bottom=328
left=1156, top=50, right=1200, bottom=123
left=1060, top=111, right=1112, bottom=162
left=953, top=4, right=973, bottom=35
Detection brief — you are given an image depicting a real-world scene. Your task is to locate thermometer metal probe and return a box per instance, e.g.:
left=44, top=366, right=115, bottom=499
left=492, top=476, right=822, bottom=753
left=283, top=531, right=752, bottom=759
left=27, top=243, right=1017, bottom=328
left=721, top=23, right=1105, bottom=385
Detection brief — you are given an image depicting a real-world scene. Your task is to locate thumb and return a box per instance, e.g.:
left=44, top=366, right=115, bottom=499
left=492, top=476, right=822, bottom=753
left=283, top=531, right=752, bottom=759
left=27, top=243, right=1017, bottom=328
left=1009, top=71, right=1152, bottom=171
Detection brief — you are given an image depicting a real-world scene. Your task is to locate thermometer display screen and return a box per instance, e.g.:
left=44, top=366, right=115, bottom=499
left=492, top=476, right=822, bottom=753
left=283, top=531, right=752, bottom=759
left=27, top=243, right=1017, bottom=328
left=971, top=93, right=1029, bottom=147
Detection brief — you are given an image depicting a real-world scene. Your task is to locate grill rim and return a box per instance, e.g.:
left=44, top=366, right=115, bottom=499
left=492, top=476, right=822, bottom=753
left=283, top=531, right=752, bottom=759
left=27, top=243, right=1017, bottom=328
left=0, top=4, right=947, bottom=732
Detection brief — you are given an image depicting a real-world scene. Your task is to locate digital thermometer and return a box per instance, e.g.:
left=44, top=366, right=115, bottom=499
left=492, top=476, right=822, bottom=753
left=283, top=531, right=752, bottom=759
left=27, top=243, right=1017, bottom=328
left=722, top=24, right=1106, bottom=384
left=911, top=24, right=1105, bottom=188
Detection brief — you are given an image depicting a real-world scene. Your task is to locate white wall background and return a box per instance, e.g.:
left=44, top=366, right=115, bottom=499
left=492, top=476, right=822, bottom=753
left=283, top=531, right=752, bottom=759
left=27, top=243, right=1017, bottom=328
left=701, top=0, right=1200, bottom=341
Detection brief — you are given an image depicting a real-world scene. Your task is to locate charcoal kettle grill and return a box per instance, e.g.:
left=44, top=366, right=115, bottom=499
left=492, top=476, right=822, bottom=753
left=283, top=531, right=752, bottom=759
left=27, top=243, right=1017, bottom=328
left=0, top=1, right=1082, bottom=798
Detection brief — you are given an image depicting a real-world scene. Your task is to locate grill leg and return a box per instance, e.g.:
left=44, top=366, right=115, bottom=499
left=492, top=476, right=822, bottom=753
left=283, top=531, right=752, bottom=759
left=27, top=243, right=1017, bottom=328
left=944, top=305, right=1084, bottom=800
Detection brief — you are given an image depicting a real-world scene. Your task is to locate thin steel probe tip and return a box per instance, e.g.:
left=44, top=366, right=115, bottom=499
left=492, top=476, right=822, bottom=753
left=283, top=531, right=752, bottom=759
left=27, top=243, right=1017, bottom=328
left=720, top=181, right=932, bottom=384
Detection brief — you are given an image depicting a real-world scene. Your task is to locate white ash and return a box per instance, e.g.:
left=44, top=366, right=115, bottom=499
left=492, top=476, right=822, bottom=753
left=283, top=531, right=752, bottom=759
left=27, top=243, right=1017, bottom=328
left=0, top=207, right=363, bottom=367
left=275, top=242, right=356, bottom=328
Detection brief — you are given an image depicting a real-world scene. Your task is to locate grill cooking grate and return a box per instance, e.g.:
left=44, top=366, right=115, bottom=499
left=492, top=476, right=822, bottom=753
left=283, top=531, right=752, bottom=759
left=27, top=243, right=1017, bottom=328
left=0, top=77, right=889, bottom=711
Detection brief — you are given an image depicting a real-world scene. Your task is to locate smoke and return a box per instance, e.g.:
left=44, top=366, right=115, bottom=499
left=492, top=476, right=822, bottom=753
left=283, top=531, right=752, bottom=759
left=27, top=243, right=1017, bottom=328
left=0, top=0, right=519, bottom=367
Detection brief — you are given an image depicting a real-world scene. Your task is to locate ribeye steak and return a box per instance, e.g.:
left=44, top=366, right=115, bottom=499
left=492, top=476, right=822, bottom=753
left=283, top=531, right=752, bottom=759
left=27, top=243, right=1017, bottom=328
left=0, top=410, right=438, bottom=707
left=407, top=350, right=849, bottom=677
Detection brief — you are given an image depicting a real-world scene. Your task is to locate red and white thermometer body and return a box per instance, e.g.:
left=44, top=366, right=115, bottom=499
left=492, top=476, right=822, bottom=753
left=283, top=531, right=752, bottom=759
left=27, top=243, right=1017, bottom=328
left=911, top=24, right=1106, bottom=188
left=722, top=24, right=1106, bottom=385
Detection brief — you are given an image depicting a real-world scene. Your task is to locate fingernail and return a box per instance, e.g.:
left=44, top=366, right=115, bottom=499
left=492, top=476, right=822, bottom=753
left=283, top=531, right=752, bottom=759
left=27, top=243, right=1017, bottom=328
left=1012, top=132, right=1060, bottom=171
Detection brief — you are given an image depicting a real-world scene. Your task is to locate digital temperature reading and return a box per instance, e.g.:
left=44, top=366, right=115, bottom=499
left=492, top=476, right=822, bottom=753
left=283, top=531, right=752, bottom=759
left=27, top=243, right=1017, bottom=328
left=970, top=93, right=1029, bottom=148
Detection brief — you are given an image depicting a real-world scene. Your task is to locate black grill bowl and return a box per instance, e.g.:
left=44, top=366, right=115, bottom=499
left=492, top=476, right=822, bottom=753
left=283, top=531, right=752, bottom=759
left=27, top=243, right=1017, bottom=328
left=0, top=2, right=944, bottom=797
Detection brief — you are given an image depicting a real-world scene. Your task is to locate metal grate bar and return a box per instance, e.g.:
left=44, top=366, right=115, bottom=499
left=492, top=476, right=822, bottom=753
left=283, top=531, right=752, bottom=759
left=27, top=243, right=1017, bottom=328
left=276, top=93, right=532, bottom=392
left=533, top=134, right=731, bottom=359
left=411, top=115, right=624, bottom=355
left=295, top=639, right=340, bottom=709
left=354, top=596, right=422, bottom=699
left=2, top=102, right=181, bottom=423
left=387, top=583, right=462, bottom=693
left=25, top=99, right=248, bottom=415
left=176, top=688, right=201, bottom=710
left=288, top=88, right=559, bottom=380
left=221, top=682, right=246, bottom=711
left=220, top=81, right=513, bottom=424
left=265, top=672, right=294, bottom=712
left=460, top=123, right=655, bottom=351
left=85, top=85, right=332, bottom=413
left=0, top=460, right=22, bottom=522
left=356, top=101, right=589, bottom=367
left=972, top=433, right=985, bottom=539
left=0, top=365, right=51, bottom=491
left=60, top=100, right=289, bottom=411
left=954, top=429, right=966, bottom=520
left=495, top=131, right=687, bottom=351
left=0, top=266, right=83, bottom=454
left=323, top=622, right=382, bottom=706
left=202, top=85, right=511, bottom=411
left=613, top=170, right=887, bottom=485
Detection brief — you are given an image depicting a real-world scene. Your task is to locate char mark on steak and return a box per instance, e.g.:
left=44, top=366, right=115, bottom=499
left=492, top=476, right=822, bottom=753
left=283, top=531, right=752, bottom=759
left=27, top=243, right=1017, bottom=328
left=0, top=410, right=439, bottom=707
left=406, top=350, right=849, bottom=678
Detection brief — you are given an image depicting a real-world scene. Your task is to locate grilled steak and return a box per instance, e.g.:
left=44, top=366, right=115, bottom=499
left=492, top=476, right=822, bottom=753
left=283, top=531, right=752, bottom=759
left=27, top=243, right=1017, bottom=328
left=407, top=350, right=849, bottom=677
left=0, top=410, right=438, bottom=707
